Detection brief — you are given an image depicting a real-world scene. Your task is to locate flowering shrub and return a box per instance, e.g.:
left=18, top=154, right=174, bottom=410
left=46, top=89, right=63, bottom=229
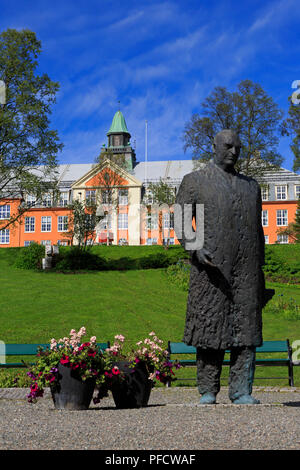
left=27, top=327, right=107, bottom=403
left=93, top=332, right=181, bottom=404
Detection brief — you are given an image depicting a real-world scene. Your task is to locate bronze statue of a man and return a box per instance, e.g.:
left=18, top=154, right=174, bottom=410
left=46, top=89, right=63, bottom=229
left=175, top=129, right=273, bottom=404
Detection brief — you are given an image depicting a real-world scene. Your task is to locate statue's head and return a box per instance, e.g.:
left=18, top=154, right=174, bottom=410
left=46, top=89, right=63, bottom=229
left=212, top=129, right=241, bottom=172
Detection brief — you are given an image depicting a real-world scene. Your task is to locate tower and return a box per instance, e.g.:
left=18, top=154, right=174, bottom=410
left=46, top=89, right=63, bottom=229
left=102, top=110, right=136, bottom=171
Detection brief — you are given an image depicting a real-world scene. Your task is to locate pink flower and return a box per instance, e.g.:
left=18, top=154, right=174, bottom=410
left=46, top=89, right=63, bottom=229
left=90, top=336, right=97, bottom=343
left=114, top=334, right=125, bottom=342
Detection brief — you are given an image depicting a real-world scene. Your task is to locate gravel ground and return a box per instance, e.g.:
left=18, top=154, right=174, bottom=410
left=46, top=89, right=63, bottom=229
left=0, top=386, right=300, bottom=450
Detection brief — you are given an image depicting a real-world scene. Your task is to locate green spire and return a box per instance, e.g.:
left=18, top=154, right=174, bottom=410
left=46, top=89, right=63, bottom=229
left=107, top=110, right=130, bottom=135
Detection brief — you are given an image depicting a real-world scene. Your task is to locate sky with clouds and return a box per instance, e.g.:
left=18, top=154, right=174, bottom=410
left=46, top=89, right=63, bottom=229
left=1, top=0, right=299, bottom=171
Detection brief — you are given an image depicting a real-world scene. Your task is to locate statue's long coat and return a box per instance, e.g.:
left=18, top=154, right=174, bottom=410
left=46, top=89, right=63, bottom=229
left=175, top=162, right=265, bottom=350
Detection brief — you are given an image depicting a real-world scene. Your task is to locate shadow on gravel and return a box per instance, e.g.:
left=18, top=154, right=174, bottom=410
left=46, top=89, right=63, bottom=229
left=92, top=404, right=167, bottom=411
left=283, top=402, right=300, bottom=407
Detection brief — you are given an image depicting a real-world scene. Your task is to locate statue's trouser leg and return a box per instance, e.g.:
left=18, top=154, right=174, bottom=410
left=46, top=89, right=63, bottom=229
left=196, top=348, right=225, bottom=396
left=228, top=346, right=256, bottom=402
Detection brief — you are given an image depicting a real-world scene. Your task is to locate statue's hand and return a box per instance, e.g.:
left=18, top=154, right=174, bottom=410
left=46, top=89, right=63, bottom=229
left=196, top=248, right=217, bottom=268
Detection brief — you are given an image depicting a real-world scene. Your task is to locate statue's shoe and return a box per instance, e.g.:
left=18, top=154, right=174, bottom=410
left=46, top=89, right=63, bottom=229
left=199, top=392, right=216, bottom=404
left=232, top=395, right=260, bottom=405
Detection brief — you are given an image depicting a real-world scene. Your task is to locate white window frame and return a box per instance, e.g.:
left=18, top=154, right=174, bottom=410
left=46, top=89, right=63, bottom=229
left=41, top=240, right=51, bottom=246
left=295, top=185, right=300, bottom=200
left=42, top=193, right=52, bottom=207
left=86, top=190, right=96, bottom=205
left=275, top=185, right=287, bottom=201
left=118, top=213, right=128, bottom=230
left=261, top=186, right=269, bottom=201
left=0, top=204, right=10, bottom=220
left=147, top=237, right=157, bottom=245
left=26, top=195, right=36, bottom=207
left=24, top=241, right=34, bottom=247
left=41, top=216, right=52, bottom=232
left=264, top=235, right=269, bottom=244
left=119, top=189, right=128, bottom=206
left=102, top=190, right=112, bottom=204
left=59, top=192, right=69, bottom=207
left=0, top=229, right=10, bottom=244
left=277, top=234, right=289, bottom=244
left=163, top=212, right=174, bottom=229
left=276, top=209, right=288, bottom=226
left=146, top=213, right=158, bottom=230
left=25, top=216, right=35, bottom=233
left=262, top=210, right=268, bottom=227
left=58, top=216, right=68, bottom=232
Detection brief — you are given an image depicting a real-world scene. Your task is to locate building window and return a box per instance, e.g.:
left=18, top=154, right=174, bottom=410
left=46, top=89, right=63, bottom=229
left=0, top=204, right=10, bottom=219
left=86, top=190, right=96, bottom=206
left=26, top=194, right=36, bottom=207
left=261, top=186, right=269, bottom=201
left=275, top=185, right=287, bottom=200
left=102, top=190, right=112, bottom=204
left=295, top=185, right=300, bottom=200
left=118, top=213, right=128, bottom=230
left=146, top=213, right=158, bottom=230
left=58, top=216, right=68, bottom=232
left=41, top=216, right=52, bottom=232
left=277, top=234, right=289, bottom=244
left=101, top=213, right=112, bottom=230
left=119, top=189, right=128, bottom=206
left=118, top=238, right=128, bottom=246
left=25, top=216, right=35, bottom=233
left=41, top=240, right=51, bottom=246
left=59, top=192, right=69, bottom=207
left=276, top=210, right=288, bottom=226
left=42, top=193, right=52, bottom=207
left=24, top=241, right=34, bottom=247
left=163, top=212, right=174, bottom=229
left=264, top=235, right=269, bottom=244
left=262, top=210, right=268, bottom=227
left=147, top=237, right=157, bottom=245
left=163, top=237, right=175, bottom=245
left=0, top=229, right=9, bottom=244
left=57, top=240, right=68, bottom=246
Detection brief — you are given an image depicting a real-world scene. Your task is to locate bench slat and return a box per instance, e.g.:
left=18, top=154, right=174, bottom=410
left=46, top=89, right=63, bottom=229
left=167, top=339, right=294, bottom=387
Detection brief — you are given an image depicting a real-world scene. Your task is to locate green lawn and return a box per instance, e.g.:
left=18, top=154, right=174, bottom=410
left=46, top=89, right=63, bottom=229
left=0, top=247, right=299, bottom=387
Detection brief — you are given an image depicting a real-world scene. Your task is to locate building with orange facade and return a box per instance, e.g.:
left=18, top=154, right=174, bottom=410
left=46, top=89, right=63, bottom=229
left=0, top=110, right=299, bottom=247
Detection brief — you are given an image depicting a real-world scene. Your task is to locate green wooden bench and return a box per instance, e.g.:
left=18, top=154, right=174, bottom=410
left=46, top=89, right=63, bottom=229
left=167, top=340, right=295, bottom=387
left=0, top=342, right=110, bottom=368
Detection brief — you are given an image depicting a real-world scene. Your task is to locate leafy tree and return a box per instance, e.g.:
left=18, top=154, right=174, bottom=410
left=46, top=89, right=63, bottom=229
left=281, top=94, right=300, bottom=173
left=0, top=29, right=63, bottom=230
left=94, top=149, right=128, bottom=245
left=63, top=199, right=102, bottom=249
left=183, top=80, right=284, bottom=177
left=277, top=198, right=300, bottom=243
left=146, top=178, right=176, bottom=249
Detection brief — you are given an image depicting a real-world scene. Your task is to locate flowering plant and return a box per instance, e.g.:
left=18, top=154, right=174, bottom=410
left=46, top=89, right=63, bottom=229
left=93, top=332, right=181, bottom=404
left=27, top=327, right=107, bottom=403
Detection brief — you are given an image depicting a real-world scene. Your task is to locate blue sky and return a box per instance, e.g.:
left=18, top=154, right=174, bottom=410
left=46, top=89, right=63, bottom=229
left=1, top=0, right=299, bottom=171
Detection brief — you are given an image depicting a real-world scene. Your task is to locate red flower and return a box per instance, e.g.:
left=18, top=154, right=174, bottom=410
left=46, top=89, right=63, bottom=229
left=112, top=367, right=120, bottom=376
left=88, top=349, right=96, bottom=357
left=60, top=355, right=70, bottom=365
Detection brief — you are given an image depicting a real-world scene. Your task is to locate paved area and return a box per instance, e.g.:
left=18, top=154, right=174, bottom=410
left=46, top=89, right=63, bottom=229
left=0, top=386, right=300, bottom=450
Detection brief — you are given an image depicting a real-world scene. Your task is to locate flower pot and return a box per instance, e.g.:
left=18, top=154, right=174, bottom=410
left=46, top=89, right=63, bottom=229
left=51, top=363, right=96, bottom=410
left=111, top=361, right=152, bottom=409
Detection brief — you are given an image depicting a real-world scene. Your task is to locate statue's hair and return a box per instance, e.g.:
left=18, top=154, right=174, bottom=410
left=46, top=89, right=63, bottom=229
left=213, top=129, right=240, bottom=146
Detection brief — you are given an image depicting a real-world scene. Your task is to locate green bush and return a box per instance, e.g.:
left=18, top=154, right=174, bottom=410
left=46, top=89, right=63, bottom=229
left=14, top=243, right=45, bottom=270
left=263, top=248, right=300, bottom=283
left=54, top=247, right=107, bottom=271
left=166, top=259, right=191, bottom=290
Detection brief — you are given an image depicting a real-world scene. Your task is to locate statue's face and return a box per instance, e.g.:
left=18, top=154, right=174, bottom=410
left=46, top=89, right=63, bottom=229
left=213, top=131, right=241, bottom=170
